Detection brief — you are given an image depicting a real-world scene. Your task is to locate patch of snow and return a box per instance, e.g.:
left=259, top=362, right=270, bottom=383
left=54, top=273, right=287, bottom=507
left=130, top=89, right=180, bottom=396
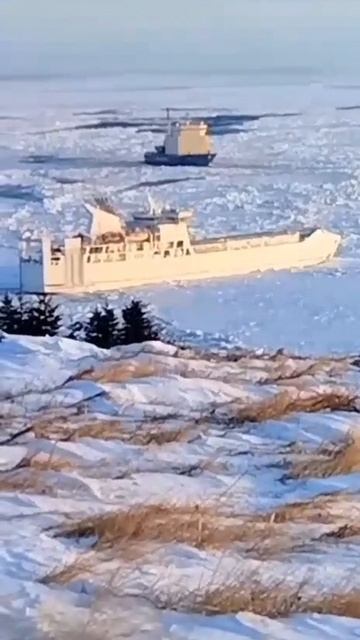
left=0, top=445, right=27, bottom=471
left=0, top=334, right=108, bottom=400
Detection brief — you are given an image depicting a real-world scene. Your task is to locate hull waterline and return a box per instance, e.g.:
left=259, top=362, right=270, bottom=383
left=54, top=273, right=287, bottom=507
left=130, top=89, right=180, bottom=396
left=144, top=153, right=217, bottom=167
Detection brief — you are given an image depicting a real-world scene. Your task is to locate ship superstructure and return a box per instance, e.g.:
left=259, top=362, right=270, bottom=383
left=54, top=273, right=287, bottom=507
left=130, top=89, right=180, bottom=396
left=144, top=109, right=216, bottom=167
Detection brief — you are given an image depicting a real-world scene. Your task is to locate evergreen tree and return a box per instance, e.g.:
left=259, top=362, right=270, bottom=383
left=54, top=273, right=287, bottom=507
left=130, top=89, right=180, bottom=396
left=119, top=299, right=159, bottom=345
left=0, top=293, right=24, bottom=334
left=24, top=294, right=62, bottom=337
left=67, top=320, right=84, bottom=341
left=84, top=304, right=120, bottom=349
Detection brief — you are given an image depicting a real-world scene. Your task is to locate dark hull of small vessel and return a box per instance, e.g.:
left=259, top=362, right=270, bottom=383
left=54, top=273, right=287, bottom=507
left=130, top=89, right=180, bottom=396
left=144, top=152, right=216, bottom=167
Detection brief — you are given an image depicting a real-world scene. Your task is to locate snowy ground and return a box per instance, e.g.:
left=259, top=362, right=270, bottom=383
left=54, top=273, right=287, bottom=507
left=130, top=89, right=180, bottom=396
left=1, top=75, right=360, bottom=353
left=1, top=334, right=360, bottom=637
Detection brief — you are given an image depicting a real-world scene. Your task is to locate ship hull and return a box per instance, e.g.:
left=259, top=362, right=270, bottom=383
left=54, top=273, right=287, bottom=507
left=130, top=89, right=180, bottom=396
left=144, top=152, right=216, bottom=167
left=42, top=229, right=341, bottom=295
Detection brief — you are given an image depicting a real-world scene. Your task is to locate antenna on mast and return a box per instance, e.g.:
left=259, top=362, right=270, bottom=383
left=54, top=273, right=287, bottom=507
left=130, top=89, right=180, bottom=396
left=147, top=192, right=162, bottom=217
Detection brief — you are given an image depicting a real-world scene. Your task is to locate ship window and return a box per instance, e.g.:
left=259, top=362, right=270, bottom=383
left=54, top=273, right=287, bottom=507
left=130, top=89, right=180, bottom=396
left=136, top=242, right=144, bottom=251
left=186, top=249, right=191, bottom=256
left=89, top=247, right=103, bottom=254
left=164, top=250, right=170, bottom=257
left=176, top=241, right=184, bottom=248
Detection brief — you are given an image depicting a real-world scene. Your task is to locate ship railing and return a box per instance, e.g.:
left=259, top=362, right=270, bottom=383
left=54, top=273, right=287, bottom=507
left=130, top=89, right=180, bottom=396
left=193, top=229, right=311, bottom=252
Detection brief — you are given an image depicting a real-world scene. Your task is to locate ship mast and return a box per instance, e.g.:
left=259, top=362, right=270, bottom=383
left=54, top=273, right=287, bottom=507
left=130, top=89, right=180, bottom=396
left=165, top=107, right=171, bottom=133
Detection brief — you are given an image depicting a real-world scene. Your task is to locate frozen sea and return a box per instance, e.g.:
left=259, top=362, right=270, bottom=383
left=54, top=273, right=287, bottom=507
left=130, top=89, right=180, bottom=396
left=1, top=73, right=360, bottom=355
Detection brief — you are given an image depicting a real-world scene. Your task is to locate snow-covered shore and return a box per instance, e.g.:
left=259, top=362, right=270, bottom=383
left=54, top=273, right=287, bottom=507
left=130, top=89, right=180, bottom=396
left=0, top=334, right=360, bottom=638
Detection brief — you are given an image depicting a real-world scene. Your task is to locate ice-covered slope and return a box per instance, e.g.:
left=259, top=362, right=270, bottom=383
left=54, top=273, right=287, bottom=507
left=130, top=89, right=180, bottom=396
left=1, top=334, right=360, bottom=638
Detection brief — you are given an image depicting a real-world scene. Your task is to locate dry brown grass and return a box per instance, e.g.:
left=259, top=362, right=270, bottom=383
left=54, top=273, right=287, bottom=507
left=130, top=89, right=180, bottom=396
left=306, top=592, right=360, bottom=619
left=80, top=362, right=158, bottom=383
left=233, top=389, right=358, bottom=424
left=290, top=435, right=360, bottom=479
left=319, top=523, right=360, bottom=541
left=262, top=493, right=356, bottom=525
left=166, top=580, right=304, bottom=617
left=43, top=514, right=309, bottom=588
left=263, top=353, right=350, bottom=385
left=25, top=455, right=79, bottom=473
left=162, top=580, right=360, bottom=619
left=53, top=504, right=227, bottom=549
left=41, top=554, right=98, bottom=586
left=32, top=416, right=127, bottom=441
left=67, top=420, right=131, bottom=442
left=43, top=536, right=306, bottom=589
left=260, top=360, right=332, bottom=385
left=50, top=502, right=310, bottom=560
left=0, top=469, right=56, bottom=496
left=71, top=421, right=204, bottom=446
left=31, top=412, right=204, bottom=446
left=39, top=576, right=360, bottom=631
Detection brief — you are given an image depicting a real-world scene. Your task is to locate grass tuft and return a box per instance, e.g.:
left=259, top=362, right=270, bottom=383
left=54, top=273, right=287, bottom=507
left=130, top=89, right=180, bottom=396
left=290, top=434, right=360, bottom=479
left=0, top=469, right=56, bottom=496
left=233, top=390, right=357, bottom=424
left=161, top=580, right=360, bottom=619
left=80, top=362, right=158, bottom=383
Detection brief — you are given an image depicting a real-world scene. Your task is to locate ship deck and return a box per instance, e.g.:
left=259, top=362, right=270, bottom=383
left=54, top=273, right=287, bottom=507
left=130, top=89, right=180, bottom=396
left=192, top=227, right=316, bottom=253
left=193, top=227, right=316, bottom=247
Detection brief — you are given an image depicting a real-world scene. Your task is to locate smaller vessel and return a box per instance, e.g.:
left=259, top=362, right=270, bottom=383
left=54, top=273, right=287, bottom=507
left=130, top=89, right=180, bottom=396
left=18, top=197, right=341, bottom=295
left=132, top=194, right=193, bottom=224
left=144, top=109, right=216, bottom=167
